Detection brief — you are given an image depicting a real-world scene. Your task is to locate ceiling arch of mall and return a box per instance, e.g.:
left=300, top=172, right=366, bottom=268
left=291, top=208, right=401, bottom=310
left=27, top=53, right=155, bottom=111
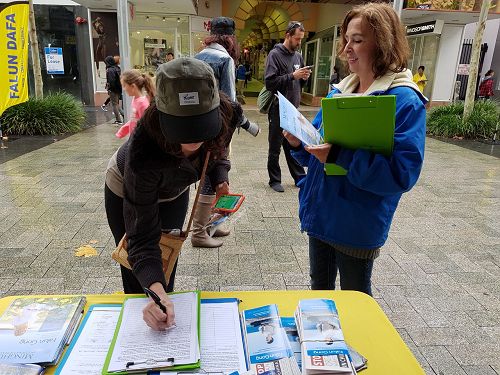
left=232, top=1, right=308, bottom=47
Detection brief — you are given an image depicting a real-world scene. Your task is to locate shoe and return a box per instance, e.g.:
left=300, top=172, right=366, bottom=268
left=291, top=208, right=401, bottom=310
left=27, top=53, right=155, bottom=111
left=101, top=104, right=108, bottom=111
left=270, top=183, right=285, bottom=192
left=113, top=121, right=123, bottom=126
left=191, top=194, right=224, bottom=248
left=212, top=227, right=230, bottom=237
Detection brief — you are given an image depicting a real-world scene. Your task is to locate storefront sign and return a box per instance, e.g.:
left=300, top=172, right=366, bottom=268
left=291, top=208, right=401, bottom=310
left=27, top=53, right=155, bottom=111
left=0, top=1, right=29, bottom=117
left=457, top=64, right=470, bottom=75
left=191, top=15, right=211, bottom=33
left=45, top=47, right=64, bottom=74
left=407, top=21, right=436, bottom=36
left=144, top=42, right=165, bottom=49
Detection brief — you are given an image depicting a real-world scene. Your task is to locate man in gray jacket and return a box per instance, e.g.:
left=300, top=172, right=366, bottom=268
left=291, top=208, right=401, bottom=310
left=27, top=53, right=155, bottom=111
left=264, top=21, right=310, bottom=192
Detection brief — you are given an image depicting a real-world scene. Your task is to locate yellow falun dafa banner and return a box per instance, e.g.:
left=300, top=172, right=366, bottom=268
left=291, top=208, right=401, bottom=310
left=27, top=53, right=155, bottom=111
left=0, top=1, right=29, bottom=117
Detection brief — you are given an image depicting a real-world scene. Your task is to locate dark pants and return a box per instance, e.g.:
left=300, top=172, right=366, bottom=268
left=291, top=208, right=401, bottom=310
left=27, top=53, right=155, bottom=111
left=109, top=91, right=123, bottom=123
left=104, top=185, right=189, bottom=294
left=267, top=102, right=305, bottom=186
left=308, top=236, right=374, bottom=296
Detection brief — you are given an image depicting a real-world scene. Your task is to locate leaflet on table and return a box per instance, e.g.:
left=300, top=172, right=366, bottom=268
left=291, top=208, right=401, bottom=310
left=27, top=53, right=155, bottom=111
left=0, top=296, right=86, bottom=365
left=242, top=305, right=300, bottom=375
left=0, top=363, right=44, bottom=375
left=242, top=304, right=292, bottom=364
left=277, top=91, right=322, bottom=146
left=55, top=304, right=122, bottom=375
left=281, top=317, right=302, bottom=370
left=229, top=357, right=300, bottom=375
left=295, top=299, right=355, bottom=374
left=199, top=298, right=247, bottom=373
left=103, top=291, right=201, bottom=374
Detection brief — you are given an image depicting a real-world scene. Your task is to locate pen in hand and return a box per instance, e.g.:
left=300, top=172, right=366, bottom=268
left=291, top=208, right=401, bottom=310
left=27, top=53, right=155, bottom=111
left=144, top=287, right=167, bottom=314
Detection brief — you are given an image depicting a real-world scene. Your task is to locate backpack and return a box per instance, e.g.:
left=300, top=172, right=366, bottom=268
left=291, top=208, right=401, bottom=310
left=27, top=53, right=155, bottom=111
left=257, top=86, right=274, bottom=114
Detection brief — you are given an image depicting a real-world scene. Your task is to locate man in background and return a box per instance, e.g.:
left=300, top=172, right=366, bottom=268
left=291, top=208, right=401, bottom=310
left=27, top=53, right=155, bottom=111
left=264, top=21, right=309, bottom=193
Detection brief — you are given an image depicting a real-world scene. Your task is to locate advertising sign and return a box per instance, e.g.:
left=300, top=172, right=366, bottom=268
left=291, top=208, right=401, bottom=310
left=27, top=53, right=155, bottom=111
left=45, top=47, right=64, bottom=74
left=0, top=1, right=29, bottom=116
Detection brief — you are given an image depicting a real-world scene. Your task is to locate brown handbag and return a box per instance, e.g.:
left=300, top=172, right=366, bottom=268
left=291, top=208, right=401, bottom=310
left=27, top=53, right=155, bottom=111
left=111, top=151, right=210, bottom=282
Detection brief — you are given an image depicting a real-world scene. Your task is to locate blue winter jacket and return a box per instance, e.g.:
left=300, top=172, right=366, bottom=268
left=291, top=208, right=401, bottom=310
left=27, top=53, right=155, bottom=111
left=292, top=71, right=427, bottom=249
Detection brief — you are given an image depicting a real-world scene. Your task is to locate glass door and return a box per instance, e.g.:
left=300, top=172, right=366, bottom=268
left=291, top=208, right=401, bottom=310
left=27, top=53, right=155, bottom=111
left=303, top=40, right=318, bottom=95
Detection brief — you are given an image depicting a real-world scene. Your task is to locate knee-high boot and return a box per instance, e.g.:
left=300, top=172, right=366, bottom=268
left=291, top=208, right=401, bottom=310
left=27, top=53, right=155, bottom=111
left=191, top=194, right=223, bottom=248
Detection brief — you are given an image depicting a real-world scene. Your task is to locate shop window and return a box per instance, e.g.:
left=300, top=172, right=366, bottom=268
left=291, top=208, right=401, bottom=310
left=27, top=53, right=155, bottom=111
left=407, top=34, right=439, bottom=100
left=129, top=15, right=189, bottom=76
left=28, top=5, right=81, bottom=100
left=315, top=35, right=334, bottom=97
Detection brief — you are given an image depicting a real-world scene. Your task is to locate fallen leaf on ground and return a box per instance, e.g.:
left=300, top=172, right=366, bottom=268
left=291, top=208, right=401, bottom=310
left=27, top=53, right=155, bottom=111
left=75, top=245, right=98, bottom=257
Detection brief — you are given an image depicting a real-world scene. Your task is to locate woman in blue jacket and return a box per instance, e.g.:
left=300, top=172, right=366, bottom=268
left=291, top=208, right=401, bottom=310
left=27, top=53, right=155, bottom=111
left=284, top=3, right=427, bottom=295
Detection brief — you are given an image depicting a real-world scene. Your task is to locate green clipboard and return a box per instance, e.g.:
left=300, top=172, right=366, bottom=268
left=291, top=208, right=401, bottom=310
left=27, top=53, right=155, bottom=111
left=102, top=291, right=201, bottom=374
left=321, top=95, right=396, bottom=175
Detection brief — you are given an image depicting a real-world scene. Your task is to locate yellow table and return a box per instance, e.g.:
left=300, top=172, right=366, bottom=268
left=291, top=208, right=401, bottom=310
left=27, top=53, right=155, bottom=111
left=0, top=290, right=425, bottom=374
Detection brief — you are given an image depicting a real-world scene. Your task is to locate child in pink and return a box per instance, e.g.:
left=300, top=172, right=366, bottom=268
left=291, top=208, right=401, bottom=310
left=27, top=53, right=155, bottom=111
left=116, top=70, right=155, bottom=138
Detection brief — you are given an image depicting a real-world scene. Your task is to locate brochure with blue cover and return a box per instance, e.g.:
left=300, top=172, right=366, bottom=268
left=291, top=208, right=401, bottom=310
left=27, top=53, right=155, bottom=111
left=295, top=299, right=355, bottom=374
left=242, top=304, right=292, bottom=364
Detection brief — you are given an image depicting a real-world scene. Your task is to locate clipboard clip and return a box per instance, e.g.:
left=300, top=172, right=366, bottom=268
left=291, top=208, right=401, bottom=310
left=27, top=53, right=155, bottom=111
left=126, top=357, right=174, bottom=369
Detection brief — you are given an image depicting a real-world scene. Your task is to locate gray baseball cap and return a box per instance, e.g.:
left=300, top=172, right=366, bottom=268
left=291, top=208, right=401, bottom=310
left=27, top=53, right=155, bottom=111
left=155, top=57, right=221, bottom=143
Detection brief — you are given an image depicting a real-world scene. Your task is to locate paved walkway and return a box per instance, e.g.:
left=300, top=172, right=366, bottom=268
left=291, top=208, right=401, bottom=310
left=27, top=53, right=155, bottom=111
left=0, top=108, right=499, bottom=375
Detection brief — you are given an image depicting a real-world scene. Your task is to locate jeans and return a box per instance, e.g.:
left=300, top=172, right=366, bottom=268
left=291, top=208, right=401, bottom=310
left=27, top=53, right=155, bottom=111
left=267, top=102, right=305, bottom=186
left=308, top=236, right=374, bottom=295
left=104, top=185, right=189, bottom=294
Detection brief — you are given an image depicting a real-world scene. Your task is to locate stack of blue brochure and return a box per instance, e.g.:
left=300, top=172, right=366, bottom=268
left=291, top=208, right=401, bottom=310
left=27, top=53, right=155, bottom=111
left=295, top=299, right=355, bottom=374
left=242, top=304, right=301, bottom=375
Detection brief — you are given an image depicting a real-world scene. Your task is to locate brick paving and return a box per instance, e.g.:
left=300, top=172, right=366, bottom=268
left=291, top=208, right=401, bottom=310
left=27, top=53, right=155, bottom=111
left=0, top=107, right=499, bottom=374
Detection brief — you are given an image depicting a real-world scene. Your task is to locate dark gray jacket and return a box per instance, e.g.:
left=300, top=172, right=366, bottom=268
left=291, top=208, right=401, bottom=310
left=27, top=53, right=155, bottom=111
left=264, top=43, right=305, bottom=108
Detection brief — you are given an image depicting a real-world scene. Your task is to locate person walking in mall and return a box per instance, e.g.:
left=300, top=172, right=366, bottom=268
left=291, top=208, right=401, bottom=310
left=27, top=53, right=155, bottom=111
left=264, top=21, right=309, bottom=193
left=105, top=55, right=124, bottom=125
left=115, top=69, right=155, bottom=138
left=412, top=65, right=427, bottom=93
left=193, top=16, right=259, bottom=247
left=284, top=2, right=426, bottom=295
left=236, top=63, right=247, bottom=99
left=478, top=69, right=494, bottom=99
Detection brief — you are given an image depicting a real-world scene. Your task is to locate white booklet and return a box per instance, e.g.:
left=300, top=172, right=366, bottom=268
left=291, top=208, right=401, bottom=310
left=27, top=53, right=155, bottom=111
left=278, top=91, right=322, bottom=146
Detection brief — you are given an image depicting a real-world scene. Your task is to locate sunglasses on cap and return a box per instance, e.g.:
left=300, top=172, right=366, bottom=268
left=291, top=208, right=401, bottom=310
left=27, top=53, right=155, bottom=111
left=286, top=21, right=303, bottom=34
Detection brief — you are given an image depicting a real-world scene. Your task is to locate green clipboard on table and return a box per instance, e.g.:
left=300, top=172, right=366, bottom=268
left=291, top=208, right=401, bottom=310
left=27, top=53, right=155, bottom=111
left=321, top=95, right=396, bottom=175
left=102, top=291, right=201, bottom=374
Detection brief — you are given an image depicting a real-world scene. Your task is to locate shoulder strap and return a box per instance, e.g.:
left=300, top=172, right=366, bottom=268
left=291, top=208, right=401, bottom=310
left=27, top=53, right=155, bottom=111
left=183, top=151, right=211, bottom=235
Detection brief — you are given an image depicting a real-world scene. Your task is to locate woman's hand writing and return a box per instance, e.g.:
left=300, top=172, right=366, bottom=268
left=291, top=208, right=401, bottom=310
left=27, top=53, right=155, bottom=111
left=142, top=282, right=175, bottom=331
